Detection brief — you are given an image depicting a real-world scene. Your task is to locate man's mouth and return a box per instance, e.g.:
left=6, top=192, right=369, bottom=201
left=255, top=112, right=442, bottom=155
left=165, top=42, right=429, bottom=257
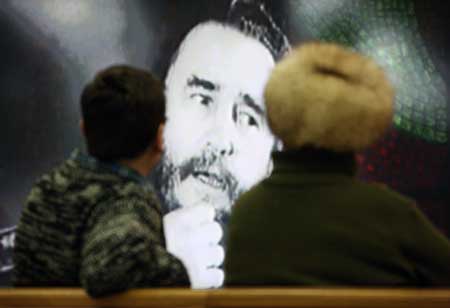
left=192, top=170, right=227, bottom=191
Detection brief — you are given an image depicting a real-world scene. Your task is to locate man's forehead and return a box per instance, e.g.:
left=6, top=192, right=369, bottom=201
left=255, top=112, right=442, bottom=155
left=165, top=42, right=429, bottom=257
left=168, top=22, right=275, bottom=97
left=177, top=23, right=274, bottom=68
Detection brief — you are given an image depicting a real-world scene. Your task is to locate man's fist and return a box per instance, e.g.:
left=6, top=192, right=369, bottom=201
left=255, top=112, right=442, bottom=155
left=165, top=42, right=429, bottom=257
left=163, top=205, right=224, bottom=288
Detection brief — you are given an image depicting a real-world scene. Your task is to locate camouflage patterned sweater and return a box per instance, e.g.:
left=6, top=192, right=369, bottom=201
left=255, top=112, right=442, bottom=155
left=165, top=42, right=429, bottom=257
left=13, top=150, right=189, bottom=297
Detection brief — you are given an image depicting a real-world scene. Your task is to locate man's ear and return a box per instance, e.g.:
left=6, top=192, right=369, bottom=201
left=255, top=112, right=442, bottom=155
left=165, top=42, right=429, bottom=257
left=155, top=123, right=165, bottom=153
left=79, top=119, right=85, bottom=137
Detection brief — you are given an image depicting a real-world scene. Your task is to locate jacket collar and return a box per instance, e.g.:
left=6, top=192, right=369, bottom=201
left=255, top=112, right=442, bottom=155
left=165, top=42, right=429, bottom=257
left=70, top=149, right=148, bottom=185
left=272, top=147, right=357, bottom=177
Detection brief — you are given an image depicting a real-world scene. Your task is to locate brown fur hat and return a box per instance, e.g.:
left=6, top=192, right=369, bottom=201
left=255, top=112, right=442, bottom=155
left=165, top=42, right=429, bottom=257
left=264, top=42, right=394, bottom=152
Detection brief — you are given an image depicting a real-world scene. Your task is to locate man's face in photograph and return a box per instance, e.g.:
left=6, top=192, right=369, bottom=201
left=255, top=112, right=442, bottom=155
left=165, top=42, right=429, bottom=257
left=161, top=22, right=276, bottom=218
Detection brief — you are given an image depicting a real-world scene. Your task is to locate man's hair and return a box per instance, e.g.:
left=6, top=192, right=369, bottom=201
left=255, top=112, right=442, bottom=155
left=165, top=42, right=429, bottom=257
left=227, top=0, right=290, bottom=61
left=81, top=65, right=165, bottom=161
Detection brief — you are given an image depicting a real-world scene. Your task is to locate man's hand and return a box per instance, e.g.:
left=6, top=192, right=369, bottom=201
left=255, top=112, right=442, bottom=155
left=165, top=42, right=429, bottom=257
left=163, top=205, right=224, bottom=289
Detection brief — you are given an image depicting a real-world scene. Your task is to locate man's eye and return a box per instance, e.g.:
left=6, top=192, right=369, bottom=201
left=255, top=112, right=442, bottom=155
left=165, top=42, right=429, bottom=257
left=190, top=94, right=212, bottom=106
left=239, top=112, right=259, bottom=129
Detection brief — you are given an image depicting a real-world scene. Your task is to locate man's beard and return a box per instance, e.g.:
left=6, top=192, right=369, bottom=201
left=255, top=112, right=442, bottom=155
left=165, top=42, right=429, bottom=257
left=155, top=151, right=242, bottom=222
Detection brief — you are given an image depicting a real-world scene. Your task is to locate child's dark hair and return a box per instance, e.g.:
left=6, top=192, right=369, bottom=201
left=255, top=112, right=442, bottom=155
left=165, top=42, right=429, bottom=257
left=81, top=65, right=165, bottom=161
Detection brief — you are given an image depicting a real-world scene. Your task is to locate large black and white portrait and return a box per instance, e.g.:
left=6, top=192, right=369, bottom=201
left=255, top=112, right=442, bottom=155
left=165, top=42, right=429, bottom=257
left=152, top=1, right=290, bottom=226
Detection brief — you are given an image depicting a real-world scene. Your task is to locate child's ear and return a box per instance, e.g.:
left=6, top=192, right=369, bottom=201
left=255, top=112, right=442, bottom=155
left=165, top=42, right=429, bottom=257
left=155, top=123, right=165, bottom=153
left=79, top=119, right=85, bottom=137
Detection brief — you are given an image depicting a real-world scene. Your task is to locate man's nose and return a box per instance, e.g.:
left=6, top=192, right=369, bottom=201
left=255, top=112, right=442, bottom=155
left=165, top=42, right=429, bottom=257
left=205, top=138, right=234, bottom=158
left=218, top=142, right=234, bottom=156
left=206, top=119, right=235, bottom=157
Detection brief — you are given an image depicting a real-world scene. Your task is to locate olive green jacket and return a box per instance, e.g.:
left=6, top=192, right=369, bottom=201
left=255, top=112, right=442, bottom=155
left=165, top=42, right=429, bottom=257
left=13, top=150, right=189, bottom=297
left=225, top=149, right=450, bottom=286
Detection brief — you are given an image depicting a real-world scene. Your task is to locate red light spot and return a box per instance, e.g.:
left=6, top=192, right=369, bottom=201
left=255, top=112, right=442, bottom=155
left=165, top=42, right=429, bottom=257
left=356, top=154, right=365, bottom=164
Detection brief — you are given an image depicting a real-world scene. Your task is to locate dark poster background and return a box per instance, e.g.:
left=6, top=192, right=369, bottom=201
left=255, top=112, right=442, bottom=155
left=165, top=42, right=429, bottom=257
left=1, top=0, right=449, bottom=285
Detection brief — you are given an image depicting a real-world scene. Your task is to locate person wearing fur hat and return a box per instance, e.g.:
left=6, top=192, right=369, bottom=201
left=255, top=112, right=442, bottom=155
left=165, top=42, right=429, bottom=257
left=224, top=42, right=450, bottom=286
